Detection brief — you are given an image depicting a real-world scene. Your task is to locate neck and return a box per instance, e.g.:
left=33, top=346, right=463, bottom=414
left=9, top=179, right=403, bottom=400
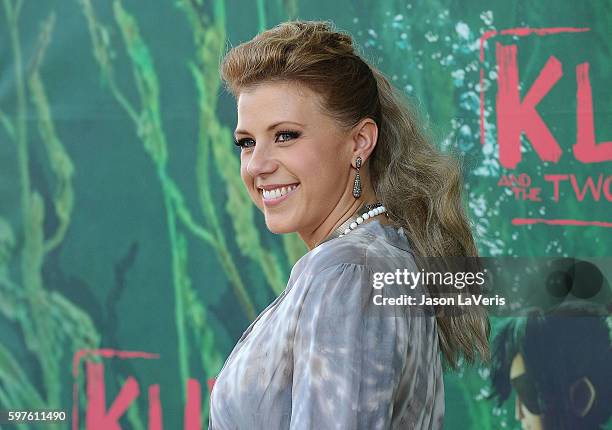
left=299, top=181, right=381, bottom=251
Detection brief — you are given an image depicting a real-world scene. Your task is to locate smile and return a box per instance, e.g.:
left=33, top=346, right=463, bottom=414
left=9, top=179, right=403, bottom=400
left=260, top=183, right=300, bottom=206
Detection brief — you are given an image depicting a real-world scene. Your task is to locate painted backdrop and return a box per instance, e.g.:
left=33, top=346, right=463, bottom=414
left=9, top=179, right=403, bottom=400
left=1, top=0, right=610, bottom=429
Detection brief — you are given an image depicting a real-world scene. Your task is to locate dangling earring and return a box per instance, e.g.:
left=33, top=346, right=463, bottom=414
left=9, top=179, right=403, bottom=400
left=352, top=156, right=362, bottom=198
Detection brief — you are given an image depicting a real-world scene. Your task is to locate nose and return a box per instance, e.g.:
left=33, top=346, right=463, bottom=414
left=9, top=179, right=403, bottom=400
left=245, top=141, right=277, bottom=178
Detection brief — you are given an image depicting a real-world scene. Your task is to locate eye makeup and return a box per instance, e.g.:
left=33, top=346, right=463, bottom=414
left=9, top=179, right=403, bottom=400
left=275, top=130, right=301, bottom=142
left=233, top=137, right=255, bottom=149
left=233, top=130, right=301, bottom=149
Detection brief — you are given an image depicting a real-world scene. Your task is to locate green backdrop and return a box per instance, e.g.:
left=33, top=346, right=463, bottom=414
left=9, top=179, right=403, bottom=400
left=1, top=0, right=610, bottom=428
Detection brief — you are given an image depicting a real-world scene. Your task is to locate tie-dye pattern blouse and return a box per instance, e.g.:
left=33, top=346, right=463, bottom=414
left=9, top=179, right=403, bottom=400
left=208, top=218, right=444, bottom=429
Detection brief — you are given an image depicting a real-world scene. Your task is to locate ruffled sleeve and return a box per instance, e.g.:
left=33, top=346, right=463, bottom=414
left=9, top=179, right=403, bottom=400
left=289, top=262, right=410, bottom=430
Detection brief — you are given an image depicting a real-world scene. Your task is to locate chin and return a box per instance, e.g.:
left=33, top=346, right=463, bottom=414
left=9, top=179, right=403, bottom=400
left=264, top=217, right=297, bottom=234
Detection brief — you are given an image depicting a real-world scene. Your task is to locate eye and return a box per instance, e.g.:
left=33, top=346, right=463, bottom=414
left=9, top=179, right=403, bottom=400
left=234, top=137, right=255, bottom=149
left=275, top=130, right=300, bottom=143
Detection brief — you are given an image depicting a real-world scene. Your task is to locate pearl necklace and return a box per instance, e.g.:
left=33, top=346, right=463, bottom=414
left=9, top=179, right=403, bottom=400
left=317, top=202, right=388, bottom=246
left=338, top=203, right=387, bottom=237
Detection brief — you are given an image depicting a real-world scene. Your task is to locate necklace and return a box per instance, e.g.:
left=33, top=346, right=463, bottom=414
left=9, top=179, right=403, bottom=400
left=317, top=202, right=388, bottom=246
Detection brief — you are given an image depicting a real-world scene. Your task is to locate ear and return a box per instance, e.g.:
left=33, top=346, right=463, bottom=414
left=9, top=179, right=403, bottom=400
left=570, top=376, right=596, bottom=417
left=350, top=118, right=378, bottom=166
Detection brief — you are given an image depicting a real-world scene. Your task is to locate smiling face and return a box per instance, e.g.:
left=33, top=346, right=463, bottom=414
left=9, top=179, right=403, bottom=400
left=234, top=81, right=356, bottom=239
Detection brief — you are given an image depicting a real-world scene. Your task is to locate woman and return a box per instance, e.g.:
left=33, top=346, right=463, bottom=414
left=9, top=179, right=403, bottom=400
left=209, top=20, right=489, bottom=429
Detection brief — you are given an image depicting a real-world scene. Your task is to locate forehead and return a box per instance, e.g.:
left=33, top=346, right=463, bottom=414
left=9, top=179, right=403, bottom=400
left=236, top=81, right=326, bottom=126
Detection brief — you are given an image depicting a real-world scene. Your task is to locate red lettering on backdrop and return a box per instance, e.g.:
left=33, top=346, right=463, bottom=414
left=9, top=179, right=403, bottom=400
left=496, top=42, right=563, bottom=168
left=149, top=385, right=163, bottom=430
left=574, top=62, right=612, bottom=163
left=83, top=360, right=203, bottom=429
left=570, top=174, right=604, bottom=201
left=605, top=176, right=612, bottom=201
left=544, top=174, right=569, bottom=202
left=479, top=27, right=591, bottom=147
left=543, top=174, right=611, bottom=202
left=185, top=379, right=202, bottom=430
left=481, top=28, right=611, bottom=227
left=494, top=40, right=611, bottom=167
left=86, top=362, right=140, bottom=430
left=73, top=349, right=211, bottom=429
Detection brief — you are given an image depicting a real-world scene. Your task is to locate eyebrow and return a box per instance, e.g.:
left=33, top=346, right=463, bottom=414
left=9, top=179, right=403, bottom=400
left=234, top=121, right=304, bottom=137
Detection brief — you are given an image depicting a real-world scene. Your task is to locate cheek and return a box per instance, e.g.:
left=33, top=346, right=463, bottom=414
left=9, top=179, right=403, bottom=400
left=309, top=152, right=345, bottom=185
left=301, top=141, right=343, bottom=176
left=240, top=161, right=257, bottom=196
left=239, top=162, right=248, bottom=184
left=239, top=155, right=251, bottom=183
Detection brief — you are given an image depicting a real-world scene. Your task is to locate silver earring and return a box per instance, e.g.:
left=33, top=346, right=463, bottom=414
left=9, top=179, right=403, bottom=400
left=352, top=157, right=362, bottom=198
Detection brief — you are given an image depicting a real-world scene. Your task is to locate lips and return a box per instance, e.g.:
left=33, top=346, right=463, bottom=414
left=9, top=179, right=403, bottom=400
left=260, top=183, right=300, bottom=206
left=257, top=182, right=300, bottom=191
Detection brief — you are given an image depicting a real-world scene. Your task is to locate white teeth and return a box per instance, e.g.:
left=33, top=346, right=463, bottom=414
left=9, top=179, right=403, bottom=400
left=262, top=184, right=298, bottom=200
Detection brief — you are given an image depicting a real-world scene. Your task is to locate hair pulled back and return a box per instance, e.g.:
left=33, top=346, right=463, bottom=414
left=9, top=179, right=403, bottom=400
left=221, top=20, right=489, bottom=368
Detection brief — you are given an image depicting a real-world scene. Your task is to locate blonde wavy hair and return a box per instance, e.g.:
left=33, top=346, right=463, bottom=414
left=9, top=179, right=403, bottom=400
left=220, top=20, right=489, bottom=368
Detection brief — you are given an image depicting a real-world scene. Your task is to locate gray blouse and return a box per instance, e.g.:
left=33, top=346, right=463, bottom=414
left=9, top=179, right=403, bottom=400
left=208, top=218, right=444, bottom=429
